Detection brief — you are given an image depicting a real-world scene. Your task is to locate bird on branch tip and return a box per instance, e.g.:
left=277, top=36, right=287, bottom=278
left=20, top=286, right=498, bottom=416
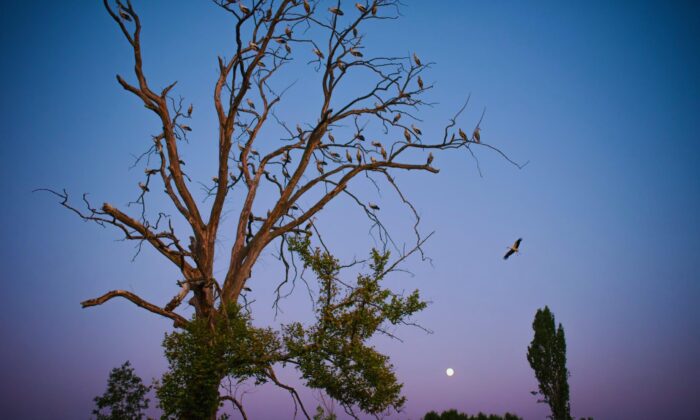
left=145, top=168, right=158, bottom=175
left=329, top=7, right=343, bottom=15
left=503, top=238, right=522, bottom=260
left=285, top=44, right=292, bottom=54
left=139, top=182, right=149, bottom=192
left=380, top=146, right=387, bottom=160
left=239, top=3, right=250, bottom=15
left=352, top=27, right=359, bottom=38
left=427, top=152, right=433, bottom=165
left=212, top=177, right=219, bottom=183
left=296, top=124, right=303, bottom=135
left=246, top=98, right=255, bottom=109
left=404, top=128, right=411, bottom=142
left=413, top=53, right=422, bottom=66
left=328, top=132, right=335, bottom=143
left=356, top=148, right=362, bottom=163
left=372, top=2, right=377, bottom=15
left=249, top=41, right=259, bottom=51
left=187, top=104, right=193, bottom=116
left=412, top=124, right=422, bottom=135
left=285, top=26, right=293, bottom=38
left=370, top=156, right=377, bottom=163
left=459, top=128, right=467, bottom=141
left=303, top=0, right=311, bottom=14
left=118, top=8, right=132, bottom=21
left=473, top=127, right=481, bottom=143
left=371, top=141, right=382, bottom=148
left=181, top=124, right=192, bottom=131
left=346, top=150, right=353, bottom=163
left=355, top=3, right=367, bottom=13
left=369, top=203, right=380, bottom=210
left=349, top=48, right=363, bottom=57
left=417, top=75, right=424, bottom=90
left=243, top=286, right=252, bottom=292
left=392, top=114, right=401, bottom=124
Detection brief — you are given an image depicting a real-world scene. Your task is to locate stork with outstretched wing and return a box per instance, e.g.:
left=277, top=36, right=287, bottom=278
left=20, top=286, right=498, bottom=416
left=504, top=238, right=522, bottom=260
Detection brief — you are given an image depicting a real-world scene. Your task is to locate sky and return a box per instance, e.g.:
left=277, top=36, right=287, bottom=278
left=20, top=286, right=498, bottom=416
left=1, top=1, right=699, bottom=419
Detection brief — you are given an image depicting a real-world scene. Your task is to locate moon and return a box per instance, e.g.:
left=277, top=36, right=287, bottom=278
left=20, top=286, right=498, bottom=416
left=445, top=368, right=454, bottom=377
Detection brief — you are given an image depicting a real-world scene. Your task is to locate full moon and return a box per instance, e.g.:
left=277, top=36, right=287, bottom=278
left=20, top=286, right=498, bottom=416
left=445, top=368, right=454, bottom=377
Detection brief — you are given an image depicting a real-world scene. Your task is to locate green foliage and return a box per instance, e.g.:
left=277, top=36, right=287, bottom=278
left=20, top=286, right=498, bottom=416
left=423, top=409, right=522, bottom=420
left=313, top=405, right=338, bottom=420
left=284, top=236, right=428, bottom=415
left=527, top=306, right=572, bottom=420
left=156, top=304, right=281, bottom=419
left=93, top=361, right=150, bottom=420
left=154, top=238, right=427, bottom=418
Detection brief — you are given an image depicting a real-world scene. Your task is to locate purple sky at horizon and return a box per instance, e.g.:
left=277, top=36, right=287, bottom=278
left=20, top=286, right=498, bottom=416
left=1, top=1, right=699, bottom=419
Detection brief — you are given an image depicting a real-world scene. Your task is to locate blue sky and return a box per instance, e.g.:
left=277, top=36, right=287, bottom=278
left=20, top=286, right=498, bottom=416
left=1, top=1, right=699, bottom=419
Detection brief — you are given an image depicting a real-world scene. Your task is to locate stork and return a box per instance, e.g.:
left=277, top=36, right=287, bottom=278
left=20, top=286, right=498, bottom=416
left=413, top=53, right=422, bottom=66
left=503, top=238, right=522, bottom=260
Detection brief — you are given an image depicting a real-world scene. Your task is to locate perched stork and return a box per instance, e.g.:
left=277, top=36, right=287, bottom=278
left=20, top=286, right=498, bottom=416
left=503, top=238, right=522, bottom=260
left=473, top=127, right=481, bottom=143
left=459, top=128, right=467, bottom=141
left=413, top=53, right=422, bottom=66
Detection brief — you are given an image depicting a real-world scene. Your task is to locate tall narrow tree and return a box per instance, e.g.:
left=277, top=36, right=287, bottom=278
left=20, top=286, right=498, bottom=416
left=527, top=306, right=572, bottom=420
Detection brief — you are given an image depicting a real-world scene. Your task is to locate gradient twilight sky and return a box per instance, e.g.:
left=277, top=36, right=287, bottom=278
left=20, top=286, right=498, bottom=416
left=1, top=1, right=699, bottom=419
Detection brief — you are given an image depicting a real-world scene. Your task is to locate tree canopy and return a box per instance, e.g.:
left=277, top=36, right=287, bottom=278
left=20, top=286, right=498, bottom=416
left=527, top=306, right=571, bottom=420
left=93, top=361, right=151, bottom=420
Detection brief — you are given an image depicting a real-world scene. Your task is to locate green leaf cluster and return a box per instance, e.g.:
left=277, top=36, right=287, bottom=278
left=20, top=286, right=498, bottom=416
left=93, top=361, right=150, bottom=420
left=527, top=306, right=571, bottom=420
left=283, top=236, right=427, bottom=415
left=423, top=410, right=522, bottom=420
left=157, top=304, right=281, bottom=419
left=153, top=236, right=427, bottom=418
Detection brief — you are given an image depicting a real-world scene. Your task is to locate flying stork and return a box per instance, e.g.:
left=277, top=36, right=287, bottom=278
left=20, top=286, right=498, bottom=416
left=503, top=238, right=522, bottom=260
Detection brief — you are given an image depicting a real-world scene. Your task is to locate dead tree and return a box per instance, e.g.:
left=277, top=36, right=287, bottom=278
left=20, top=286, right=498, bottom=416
left=41, top=0, right=522, bottom=417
